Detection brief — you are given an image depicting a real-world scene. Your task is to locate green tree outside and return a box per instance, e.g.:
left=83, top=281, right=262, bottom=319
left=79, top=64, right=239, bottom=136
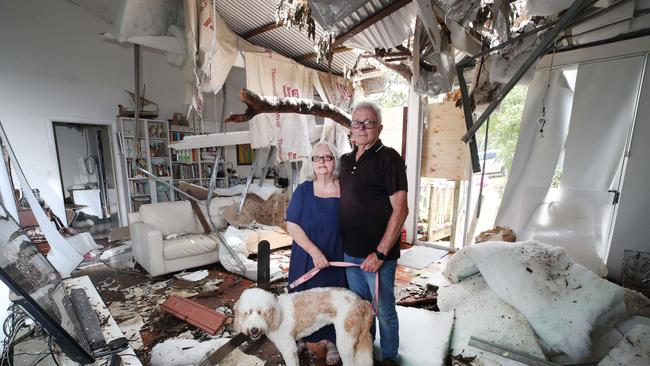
left=476, top=84, right=528, bottom=174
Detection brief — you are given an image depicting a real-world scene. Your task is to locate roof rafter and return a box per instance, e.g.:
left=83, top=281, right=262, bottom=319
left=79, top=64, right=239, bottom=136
left=242, top=21, right=282, bottom=39
left=294, top=0, right=413, bottom=61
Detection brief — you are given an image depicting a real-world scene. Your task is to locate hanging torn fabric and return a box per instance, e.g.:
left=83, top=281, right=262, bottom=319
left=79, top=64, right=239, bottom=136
left=244, top=52, right=316, bottom=162
left=185, top=0, right=265, bottom=119
left=313, top=71, right=354, bottom=155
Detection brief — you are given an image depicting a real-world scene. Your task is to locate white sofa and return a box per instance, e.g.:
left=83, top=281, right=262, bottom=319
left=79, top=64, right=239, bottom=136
left=129, top=198, right=238, bottom=276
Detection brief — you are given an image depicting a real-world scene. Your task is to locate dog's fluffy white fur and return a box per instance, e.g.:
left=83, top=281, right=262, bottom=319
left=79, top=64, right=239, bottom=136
left=234, top=287, right=374, bottom=366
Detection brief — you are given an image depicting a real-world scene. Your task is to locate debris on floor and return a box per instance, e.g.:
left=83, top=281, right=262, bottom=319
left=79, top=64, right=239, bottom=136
left=150, top=337, right=264, bottom=366
left=160, top=295, right=227, bottom=335
left=373, top=306, right=453, bottom=366
left=174, top=269, right=209, bottom=282
left=598, top=324, right=650, bottom=366
left=441, top=240, right=650, bottom=363
left=438, top=273, right=545, bottom=365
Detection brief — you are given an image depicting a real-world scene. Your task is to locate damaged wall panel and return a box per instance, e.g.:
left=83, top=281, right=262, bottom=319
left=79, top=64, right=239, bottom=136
left=421, top=98, right=469, bottom=180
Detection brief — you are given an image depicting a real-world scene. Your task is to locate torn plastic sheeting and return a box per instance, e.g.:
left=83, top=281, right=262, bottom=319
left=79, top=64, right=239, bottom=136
left=443, top=241, right=627, bottom=361
left=519, top=187, right=611, bottom=276
left=438, top=274, right=546, bottom=364
left=309, top=0, right=369, bottom=31
left=413, top=19, right=454, bottom=97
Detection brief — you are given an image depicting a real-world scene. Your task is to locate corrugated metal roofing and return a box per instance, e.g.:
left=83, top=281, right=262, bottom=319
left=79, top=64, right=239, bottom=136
left=215, top=0, right=414, bottom=74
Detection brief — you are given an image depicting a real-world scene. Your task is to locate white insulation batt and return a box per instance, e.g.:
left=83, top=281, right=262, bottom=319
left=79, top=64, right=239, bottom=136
left=438, top=274, right=546, bottom=365
left=598, top=324, right=650, bottom=366
left=374, top=306, right=453, bottom=366
left=443, top=241, right=628, bottom=361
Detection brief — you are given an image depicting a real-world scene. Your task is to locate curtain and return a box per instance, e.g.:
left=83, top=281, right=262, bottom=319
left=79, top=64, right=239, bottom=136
left=560, top=56, right=645, bottom=191
left=495, top=68, right=576, bottom=233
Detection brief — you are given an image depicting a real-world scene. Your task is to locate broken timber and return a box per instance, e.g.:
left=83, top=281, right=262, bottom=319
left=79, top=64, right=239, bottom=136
left=225, top=88, right=351, bottom=129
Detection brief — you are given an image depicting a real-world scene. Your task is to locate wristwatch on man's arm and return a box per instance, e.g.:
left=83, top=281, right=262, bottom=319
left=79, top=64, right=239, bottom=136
left=374, top=249, right=386, bottom=261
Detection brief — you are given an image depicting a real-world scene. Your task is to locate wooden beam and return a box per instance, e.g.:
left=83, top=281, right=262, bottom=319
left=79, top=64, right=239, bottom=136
left=333, top=0, right=413, bottom=47
left=295, top=46, right=353, bottom=62
left=242, top=21, right=282, bottom=39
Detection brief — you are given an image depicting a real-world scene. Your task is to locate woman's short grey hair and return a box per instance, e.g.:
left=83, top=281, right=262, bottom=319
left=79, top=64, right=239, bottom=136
left=351, top=101, right=382, bottom=125
left=306, top=140, right=340, bottom=181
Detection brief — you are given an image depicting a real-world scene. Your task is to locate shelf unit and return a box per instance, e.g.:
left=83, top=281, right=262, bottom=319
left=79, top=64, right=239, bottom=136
left=169, top=127, right=229, bottom=200
left=117, top=117, right=173, bottom=212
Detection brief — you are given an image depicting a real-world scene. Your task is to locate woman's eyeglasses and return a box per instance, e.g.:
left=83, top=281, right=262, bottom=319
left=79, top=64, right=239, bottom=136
left=311, top=155, right=334, bottom=162
left=350, top=119, right=378, bottom=129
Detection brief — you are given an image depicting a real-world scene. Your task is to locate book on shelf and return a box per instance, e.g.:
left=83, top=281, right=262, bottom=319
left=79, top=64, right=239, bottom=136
left=124, top=138, right=146, bottom=159
left=172, top=164, right=200, bottom=180
left=130, top=180, right=149, bottom=195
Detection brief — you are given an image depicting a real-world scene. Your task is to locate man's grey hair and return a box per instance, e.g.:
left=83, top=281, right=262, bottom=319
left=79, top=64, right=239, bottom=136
left=306, top=140, right=340, bottom=181
left=351, top=101, right=382, bottom=125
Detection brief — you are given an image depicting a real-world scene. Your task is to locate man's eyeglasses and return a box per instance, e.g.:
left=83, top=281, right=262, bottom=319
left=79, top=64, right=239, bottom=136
left=350, top=119, right=378, bottom=129
left=311, top=155, right=334, bottom=162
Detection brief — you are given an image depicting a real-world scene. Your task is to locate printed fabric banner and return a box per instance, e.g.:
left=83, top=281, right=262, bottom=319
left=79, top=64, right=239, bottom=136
left=314, top=71, right=354, bottom=155
left=245, top=52, right=315, bottom=162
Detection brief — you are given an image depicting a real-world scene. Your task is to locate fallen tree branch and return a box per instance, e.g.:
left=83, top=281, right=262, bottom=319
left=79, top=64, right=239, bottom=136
left=225, top=88, right=351, bottom=129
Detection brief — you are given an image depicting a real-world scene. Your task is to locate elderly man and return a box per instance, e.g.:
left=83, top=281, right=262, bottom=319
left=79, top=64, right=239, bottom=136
left=339, top=101, right=409, bottom=366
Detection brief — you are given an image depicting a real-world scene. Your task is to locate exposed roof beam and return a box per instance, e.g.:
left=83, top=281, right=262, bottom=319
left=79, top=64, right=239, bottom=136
left=242, top=21, right=282, bottom=39
left=295, top=47, right=354, bottom=62
left=294, top=0, right=412, bottom=62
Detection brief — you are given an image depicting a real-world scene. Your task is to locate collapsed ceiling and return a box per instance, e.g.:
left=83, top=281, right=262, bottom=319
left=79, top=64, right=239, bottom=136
left=75, top=0, right=650, bottom=100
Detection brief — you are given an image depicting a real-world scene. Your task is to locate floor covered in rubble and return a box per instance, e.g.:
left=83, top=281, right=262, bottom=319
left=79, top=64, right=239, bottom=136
left=72, top=239, right=448, bottom=366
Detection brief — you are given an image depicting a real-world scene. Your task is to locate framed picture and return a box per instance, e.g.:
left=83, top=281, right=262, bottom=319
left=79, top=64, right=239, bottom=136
left=236, top=144, right=254, bottom=165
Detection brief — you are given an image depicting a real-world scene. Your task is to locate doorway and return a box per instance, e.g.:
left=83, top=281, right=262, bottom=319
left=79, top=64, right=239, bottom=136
left=52, top=122, right=119, bottom=238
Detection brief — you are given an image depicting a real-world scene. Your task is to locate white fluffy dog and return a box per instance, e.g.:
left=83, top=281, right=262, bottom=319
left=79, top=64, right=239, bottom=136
left=234, top=287, right=374, bottom=366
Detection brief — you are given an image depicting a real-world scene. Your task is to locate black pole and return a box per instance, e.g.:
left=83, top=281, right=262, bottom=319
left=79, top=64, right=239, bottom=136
left=257, top=240, right=271, bottom=291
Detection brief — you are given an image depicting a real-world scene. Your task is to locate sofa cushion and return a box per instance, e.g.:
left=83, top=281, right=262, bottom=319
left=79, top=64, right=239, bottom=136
left=163, top=234, right=218, bottom=260
left=139, top=201, right=200, bottom=236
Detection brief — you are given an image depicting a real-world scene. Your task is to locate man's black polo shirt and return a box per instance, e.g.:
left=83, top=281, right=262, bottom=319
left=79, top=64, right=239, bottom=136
left=339, top=140, right=408, bottom=260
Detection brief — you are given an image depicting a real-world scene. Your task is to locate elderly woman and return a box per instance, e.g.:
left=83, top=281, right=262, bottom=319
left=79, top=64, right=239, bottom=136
left=286, top=141, right=347, bottom=365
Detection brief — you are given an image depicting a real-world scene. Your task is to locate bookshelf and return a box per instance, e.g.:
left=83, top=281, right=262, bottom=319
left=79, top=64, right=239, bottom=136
left=117, top=117, right=173, bottom=212
left=169, top=126, right=229, bottom=200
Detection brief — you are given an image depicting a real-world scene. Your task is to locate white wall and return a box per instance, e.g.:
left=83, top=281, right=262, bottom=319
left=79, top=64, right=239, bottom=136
left=0, top=0, right=186, bottom=221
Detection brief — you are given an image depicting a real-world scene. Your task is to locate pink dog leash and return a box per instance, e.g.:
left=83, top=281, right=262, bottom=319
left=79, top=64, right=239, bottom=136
left=288, top=261, right=379, bottom=314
